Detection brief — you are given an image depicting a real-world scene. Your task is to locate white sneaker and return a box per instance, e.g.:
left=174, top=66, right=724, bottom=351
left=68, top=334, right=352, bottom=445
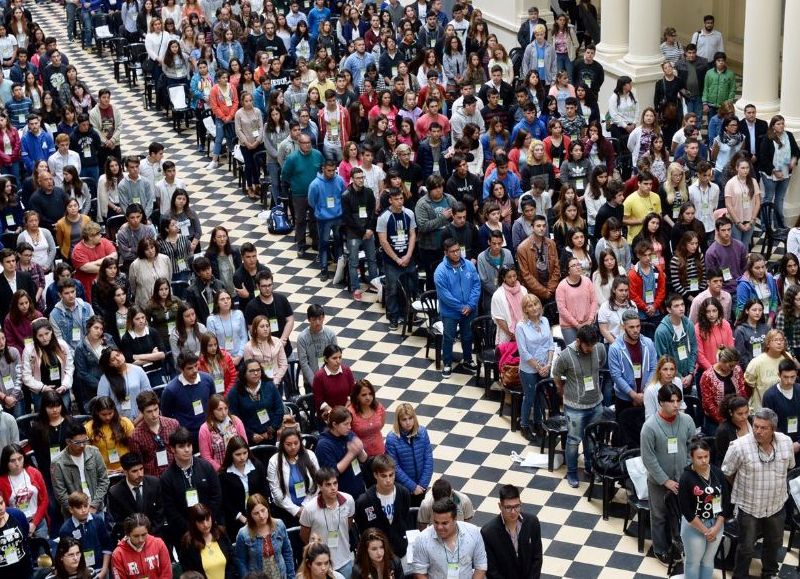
left=206, top=160, right=219, bottom=170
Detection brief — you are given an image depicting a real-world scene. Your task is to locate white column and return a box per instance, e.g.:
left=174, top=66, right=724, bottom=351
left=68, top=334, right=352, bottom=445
left=736, top=0, right=781, bottom=115
left=621, top=0, right=662, bottom=66
left=594, top=0, right=628, bottom=60
left=780, top=0, right=800, bottom=130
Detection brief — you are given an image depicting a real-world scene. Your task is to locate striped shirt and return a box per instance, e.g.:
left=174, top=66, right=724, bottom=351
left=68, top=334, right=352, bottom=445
left=668, top=254, right=707, bottom=299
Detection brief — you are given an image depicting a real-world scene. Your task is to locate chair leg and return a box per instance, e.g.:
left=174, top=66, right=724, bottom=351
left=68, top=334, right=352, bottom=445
left=547, top=434, right=555, bottom=471
left=587, top=475, right=595, bottom=502
left=434, top=336, right=442, bottom=370
left=510, top=394, right=518, bottom=432
left=498, top=392, right=505, bottom=418
left=637, top=508, right=645, bottom=552
left=601, top=478, right=609, bottom=520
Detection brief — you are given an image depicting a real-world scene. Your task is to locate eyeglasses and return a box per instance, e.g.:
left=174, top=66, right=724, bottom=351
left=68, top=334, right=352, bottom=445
left=501, top=503, right=522, bottom=512
left=247, top=368, right=262, bottom=373
left=69, top=439, right=89, bottom=446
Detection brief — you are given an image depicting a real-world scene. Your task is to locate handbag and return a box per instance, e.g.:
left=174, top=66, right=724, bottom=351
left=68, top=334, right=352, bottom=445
left=501, top=364, right=521, bottom=390
left=659, top=80, right=678, bottom=122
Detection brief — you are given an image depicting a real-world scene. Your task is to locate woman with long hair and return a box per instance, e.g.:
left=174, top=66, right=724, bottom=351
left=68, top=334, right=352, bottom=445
left=646, top=133, right=670, bottom=185
left=97, top=346, right=151, bottom=421
left=85, top=395, right=134, bottom=473
left=234, top=493, right=294, bottom=578
left=264, top=105, right=290, bottom=207
left=0, top=442, right=49, bottom=540
left=736, top=253, right=778, bottom=324
left=627, top=106, right=661, bottom=164
left=119, top=305, right=167, bottom=387
left=268, top=427, right=319, bottom=527
left=29, top=389, right=69, bottom=492
left=699, top=347, right=746, bottom=435
left=220, top=437, right=269, bottom=538
left=169, top=303, right=208, bottom=365
left=73, top=315, right=116, bottom=412
left=490, top=265, right=529, bottom=344
left=631, top=212, right=670, bottom=269
left=198, top=333, right=237, bottom=395
left=562, top=228, right=595, bottom=278
left=551, top=198, right=586, bottom=252
left=582, top=165, right=608, bottom=236
left=21, top=318, right=73, bottom=410
left=669, top=202, right=708, bottom=256
left=776, top=284, right=800, bottom=359
left=757, top=114, right=800, bottom=228
left=0, top=113, right=21, bottom=182
left=234, top=92, right=264, bottom=200
left=384, top=403, right=433, bottom=508
left=204, top=226, right=241, bottom=294
left=312, top=345, right=356, bottom=422
left=3, top=289, right=40, bottom=359
left=592, top=248, right=626, bottom=305
left=695, top=296, right=734, bottom=373
left=715, top=395, right=752, bottom=464
left=17, top=210, right=56, bottom=273
left=145, top=278, right=182, bottom=351
left=724, top=156, right=761, bottom=248
left=104, top=284, right=130, bottom=347
left=128, top=238, right=172, bottom=309
left=91, top=257, right=130, bottom=320
left=733, top=299, right=769, bottom=372
left=316, top=406, right=367, bottom=499
left=352, top=528, right=403, bottom=579
left=243, top=315, right=288, bottom=385
left=198, top=393, right=247, bottom=471
left=777, top=253, right=800, bottom=300
left=607, top=75, right=638, bottom=147
left=594, top=217, right=631, bottom=271
left=226, top=359, right=284, bottom=445
left=51, top=537, right=94, bottom=579
left=0, top=329, right=20, bottom=419
left=157, top=216, right=194, bottom=283
left=205, top=290, right=246, bottom=367
left=177, top=503, right=237, bottom=578
left=14, top=242, right=45, bottom=312
left=97, top=156, right=124, bottom=223
left=61, top=167, right=90, bottom=215
left=346, top=379, right=386, bottom=462
left=669, top=231, right=706, bottom=305
left=659, top=162, right=689, bottom=230
left=296, top=542, right=344, bottom=579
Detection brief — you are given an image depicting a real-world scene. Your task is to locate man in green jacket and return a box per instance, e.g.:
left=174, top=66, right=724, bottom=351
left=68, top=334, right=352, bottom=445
left=702, top=51, right=735, bottom=119
left=282, top=135, right=324, bottom=257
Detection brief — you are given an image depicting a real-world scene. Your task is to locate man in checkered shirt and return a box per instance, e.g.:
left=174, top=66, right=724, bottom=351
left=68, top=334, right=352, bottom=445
left=721, top=406, right=794, bottom=579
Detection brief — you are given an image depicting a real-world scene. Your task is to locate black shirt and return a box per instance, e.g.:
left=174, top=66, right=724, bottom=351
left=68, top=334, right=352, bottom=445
left=244, top=292, right=294, bottom=355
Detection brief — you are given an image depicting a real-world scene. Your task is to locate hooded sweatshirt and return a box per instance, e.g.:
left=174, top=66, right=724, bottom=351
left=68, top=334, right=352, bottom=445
left=654, top=314, right=698, bottom=379
left=111, top=534, right=172, bottom=579
left=433, top=256, right=481, bottom=319
left=307, top=172, right=346, bottom=220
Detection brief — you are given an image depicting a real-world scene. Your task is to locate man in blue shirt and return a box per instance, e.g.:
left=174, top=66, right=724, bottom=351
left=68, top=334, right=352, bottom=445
left=160, top=352, right=215, bottom=444
left=482, top=152, right=523, bottom=201
left=434, top=238, right=481, bottom=379
left=344, top=38, right=376, bottom=89
left=308, top=159, right=346, bottom=282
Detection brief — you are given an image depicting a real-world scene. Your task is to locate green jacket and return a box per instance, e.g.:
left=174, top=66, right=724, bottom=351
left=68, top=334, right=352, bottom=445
left=282, top=148, right=324, bottom=198
left=702, top=67, right=736, bottom=107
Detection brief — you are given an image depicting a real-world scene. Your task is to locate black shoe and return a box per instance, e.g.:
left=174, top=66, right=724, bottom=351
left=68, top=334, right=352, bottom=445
left=461, top=360, right=479, bottom=373
left=388, top=320, right=399, bottom=331
left=654, top=552, right=671, bottom=567
left=319, top=271, right=329, bottom=282
left=520, top=426, right=533, bottom=441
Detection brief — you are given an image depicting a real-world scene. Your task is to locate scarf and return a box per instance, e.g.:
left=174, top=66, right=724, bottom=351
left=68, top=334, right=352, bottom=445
left=720, top=129, right=744, bottom=147
left=504, top=282, right=524, bottom=333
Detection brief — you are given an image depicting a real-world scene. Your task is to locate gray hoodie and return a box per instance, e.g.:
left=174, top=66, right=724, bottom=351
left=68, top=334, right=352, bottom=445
left=414, top=192, right=457, bottom=251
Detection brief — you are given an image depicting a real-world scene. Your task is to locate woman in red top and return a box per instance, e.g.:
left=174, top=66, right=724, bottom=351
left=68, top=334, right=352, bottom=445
left=3, top=289, right=40, bottom=356
left=197, top=333, right=237, bottom=395
left=111, top=513, right=172, bottom=579
left=207, top=69, right=239, bottom=170
left=312, top=344, right=355, bottom=422
left=346, top=379, right=386, bottom=458
left=694, top=296, right=734, bottom=372
left=0, top=443, right=49, bottom=538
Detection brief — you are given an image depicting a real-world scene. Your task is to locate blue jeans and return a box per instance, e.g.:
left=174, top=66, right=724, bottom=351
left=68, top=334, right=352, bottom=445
left=760, top=174, right=788, bottom=228
left=684, top=95, right=703, bottom=125
left=680, top=517, right=722, bottom=579
left=442, top=310, right=477, bottom=367
left=267, top=160, right=282, bottom=205
left=556, top=52, right=573, bottom=79
left=81, top=8, right=93, bottom=45
left=213, top=119, right=236, bottom=157
left=731, top=221, right=754, bottom=250
left=317, top=217, right=341, bottom=272
left=336, top=560, right=353, bottom=579
left=346, top=236, right=378, bottom=292
left=520, top=370, right=545, bottom=429
left=560, top=327, right=577, bottom=347
left=564, top=403, right=603, bottom=476
left=383, top=260, right=417, bottom=323
left=66, top=3, right=78, bottom=40
left=322, top=140, right=344, bottom=163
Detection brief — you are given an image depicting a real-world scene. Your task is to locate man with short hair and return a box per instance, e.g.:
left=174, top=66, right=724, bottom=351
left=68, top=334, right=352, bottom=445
left=297, top=304, right=338, bottom=388
left=308, top=159, right=346, bottom=282
left=243, top=269, right=295, bottom=355
left=450, top=94, right=484, bottom=141
left=0, top=248, right=34, bottom=323
left=722, top=407, right=794, bottom=577
left=341, top=167, right=379, bottom=300
left=283, top=133, right=324, bottom=258
left=139, top=142, right=165, bottom=190
left=762, top=360, right=800, bottom=453
left=70, top=221, right=117, bottom=303
left=417, top=478, right=474, bottom=529
left=691, top=15, right=724, bottom=63
left=739, top=103, right=768, bottom=165
left=477, top=230, right=514, bottom=312
left=516, top=6, right=547, bottom=48
left=233, top=242, right=268, bottom=310
left=654, top=293, right=698, bottom=393
left=443, top=201, right=480, bottom=264
left=640, top=383, right=696, bottom=566
left=415, top=97, right=451, bottom=140
left=478, top=66, right=514, bottom=109
left=414, top=498, right=488, bottom=579
left=49, top=278, right=95, bottom=350
left=343, top=38, right=376, bottom=89
left=52, top=419, right=110, bottom=516
left=115, top=204, right=156, bottom=268
left=300, top=468, right=356, bottom=578
left=416, top=175, right=456, bottom=291
left=517, top=215, right=559, bottom=303
left=354, top=454, right=410, bottom=558
left=318, top=89, right=351, bottom=163
left=521, top=24, right=556, bottom=84
left=481, top=484, right=543, bottom=579
left=160, top=352, right=216, bottom=442
left=571, top=44, right=604, bottom=97
left=445, top=154, right=481, bottom=210
left=89, top=89, right=123, bottom=169
left=705, top=216, right=748, bottom=295
left=511, top=103, right=546, bottom=143
left=130, top=389, right=180, bottom=476
left=6, top=83, right=32, bottom=130
left=185, top=256, right=225, bottom=325
left=117, top=156, right=155, bottom=219
left=688, top=268, right=731, bottom=322
left=108, top=451, right=165, bottom=540
left=482, top=152, right=523, bottom=201
left=552, top=325, right=606, bottom=487
left=448, top=3, right=469, bottom=45
left=155, top=160, right=187, bottom=217
left=69, top=113, right=103, bottom=182
left=159, top=426, right=222, bottom=547
left=377, top=188, right=418, bottom=331
left=435, top=239, right=480, bottom=379
left=623, top=170, right=662, bottom=242
left=689, top=160, right=719, bottom=241
left=28, top=171, right=67, bottom=229
left=21, top=113, right=55, bottom=175
left=48, top=133, right=81, bottom=188
left=628, top=240, right=666, bottom=324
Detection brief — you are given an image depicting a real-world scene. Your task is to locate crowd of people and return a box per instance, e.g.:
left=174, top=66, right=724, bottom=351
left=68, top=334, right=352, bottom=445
left=0, top=0, right=790, bottom=577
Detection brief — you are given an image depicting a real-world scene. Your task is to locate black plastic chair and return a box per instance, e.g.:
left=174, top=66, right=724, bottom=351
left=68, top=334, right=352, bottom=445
left=683, top=395, right=703, bottom=430
left=284, top=401, right=300, bottom=420
left=16, top=413, right=37, bottom=442
left=397, top=272, right=421, bottom=338
left=758, top=201, right=788, bottom=256
left=417, top=290, right=442, bottom=369
left=151, top=385, right=166, bottom=400
left=92, top=13, right=114, bottom=56
left=124, top=43, right=147, bottom=89
left=104, top=214, right=126, bottom=243
left=640, top=320, right=657, bottom=340
left=471, top=315, right=498, bottom=398
left=171, top=280, right=190, bottom=300
left=111, top=37, right=131, bottom=82
left=544, top=300, right=559, bottom=328
left=287, top=526, right=304, bottom=569
left=787, top=468, right=800, bottom=552
left=73, top=414, right=92, bottom=426
left=294, top=393, right=316, bottom=434
left=619, top=447, right=649, bottom=553
left=537, top=378, right=568, bottom=471
left=250, top=444, right=278, bottom=466
left=585, top=420, right=625, bottom=520
left=301, top=433, right=318, bottom=451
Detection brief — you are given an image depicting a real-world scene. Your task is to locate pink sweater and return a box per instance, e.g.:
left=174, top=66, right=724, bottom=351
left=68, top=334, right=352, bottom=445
left=555, top=276, right=598, bottom=329
left=694, top=320, right=734, bottom=371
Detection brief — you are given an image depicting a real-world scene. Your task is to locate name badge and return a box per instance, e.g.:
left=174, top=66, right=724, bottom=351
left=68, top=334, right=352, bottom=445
left=583, top=375, right=595, bottom=391
left=83, top=550, right=95, bottom=567
left=721, top=267, right=732, bottom=281
left=132, top=196, right=141, bottom=205
left=447, top=562, right=460, bottom=579
left=644, top=290, right=654, bottom=304
left=192, top=399, right=203, bottom=415
left=1, top=375, right=12, bottom=390
left=257, top=409, right=269, bottom=424
left=108, top=447, right=120, bottom=464
left=672, top=207, right=680, bottom=219
left=252, top=129, right=260, bottom=138
left=358, top=206, right=367, bottom=219
left=351, top=458, right=361, bottom=475
left=71, top=327, right=81, bottom=342
left=269, top=318, right=279, bottom=333
left=82, top=147, right=91, bottom=158
left=156, top=449, right=168, bottom=467
left=186, top=488, right=199, bottom=507
left=752, top=342, right=762, bottom=357
left=552, top=156, right=560, bottom=167
left=294, top=481, right=306, bottom=498
left=633, top=363, right=641, bottom=379
left=4, top=215, right=13, bottom=227
left=49, top=366, right=60, bottom=381
left=574, top=178, right=584, bottom=190
left=177, top=258, right=188, bottom=272
left=122, top=398, right=131, bottom=411
left=677, top=344, right=688, bottom=360
left=327, top=530, right=339, bottom=545
left=689, top=278, right=699, bottom=291
left=789, top=417, right=798, bottom=434
left=50, top=446, right=60, bottom=459
left=214, top=377, right=225, bottom=393
left=712, top=496, right=722, bottom=515
left=317, top=356, right=324, bottom=368
left=667, top=437, right=678, bottom=454
left=168, top=321, right=176, bottom=334
left=537, top=58, right=544, bottom=68
left=326, top=196, right=335, bottom=209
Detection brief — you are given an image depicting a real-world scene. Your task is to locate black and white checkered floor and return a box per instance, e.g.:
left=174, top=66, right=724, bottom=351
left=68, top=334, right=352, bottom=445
left=35, top=4, right=798, bottom=577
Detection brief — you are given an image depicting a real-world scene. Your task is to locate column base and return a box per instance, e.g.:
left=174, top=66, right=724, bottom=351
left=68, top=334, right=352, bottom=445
left=780, top=172, right=800, bottom=227
left=593, top=58, right=665, bottom=123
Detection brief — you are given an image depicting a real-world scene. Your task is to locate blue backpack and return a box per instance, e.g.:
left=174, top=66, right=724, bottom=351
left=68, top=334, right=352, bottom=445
left=268, top=203, right=293, bottom=234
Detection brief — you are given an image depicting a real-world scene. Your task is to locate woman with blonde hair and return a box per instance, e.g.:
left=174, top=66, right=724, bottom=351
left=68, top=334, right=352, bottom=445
left=515, top=293, right=554, bottom=442
left=643, top=355, right=685, bottom=419
left=243, top=314, right=288, bottom=384
left=384, top=403, right=433, bottom=507
left=234, top=493, right=294, bottom=578
left=659, top=163, right=689, bottom=229
left=296, top=542, right=344, bottom=579
left=744, top=329, right=799, bottom=411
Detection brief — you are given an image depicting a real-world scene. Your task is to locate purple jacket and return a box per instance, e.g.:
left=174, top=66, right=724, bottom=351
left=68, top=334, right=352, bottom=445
left=705, top=238, right=747, bottom=294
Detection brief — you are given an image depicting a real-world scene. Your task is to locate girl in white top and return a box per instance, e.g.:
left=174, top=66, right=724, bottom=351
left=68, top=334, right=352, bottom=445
left=643, top=356, right=685, bottom=419
left=597, top=277, right=636, bottom=344
left=592, top=248, right=627, bottom=305
left=17, top=211, right=56, bottom=273
left=490, top=266, right=528, bottom=344
left=267, top=428, right=320, bottom=524
left=608, top=76, right=638, bottom=139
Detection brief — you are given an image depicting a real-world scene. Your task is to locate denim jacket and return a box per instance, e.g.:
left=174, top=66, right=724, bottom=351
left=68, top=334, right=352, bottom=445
left=234, top=519, right=295, bottom=579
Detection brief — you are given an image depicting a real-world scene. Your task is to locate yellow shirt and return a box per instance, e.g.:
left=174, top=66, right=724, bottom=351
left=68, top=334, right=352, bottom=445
left=744, top=353, right=783, bottom=412
left=200, top=541, right=227, bottom=579
left=623, top=192, right=662, bottom=242
left=84, top=417, right=135, bottom=472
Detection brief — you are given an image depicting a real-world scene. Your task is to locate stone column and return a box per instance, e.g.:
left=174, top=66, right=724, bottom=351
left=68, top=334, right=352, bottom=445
left=736, top=0, right=781, bottom=116
left=594, top=0, right=628, bottom=61
left=621, top=0, right=662, bottom=67
left=780, top=0, right=800, bottom=130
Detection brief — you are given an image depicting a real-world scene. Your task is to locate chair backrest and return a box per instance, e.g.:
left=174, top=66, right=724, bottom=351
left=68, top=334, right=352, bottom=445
left=418, top=290, right=439, bottom=325
left=168, top=85, right=188, bottom=109
left=471, top=315, right=497, bottom=352
left=127, top=43, right=147, bottom=60
left=105, top=214, right=126, bottom=243
left=287, top=526, right=304, bottom=570
left=619, top=447, right=642, bottom=497
left=536, top=378, right=562, bottom=418
left=16, top=413, right=37, bottom=441
left=250, top=444, right=278, bottom=466
left=73, top=414, right=91, bottom=425
left=640, top=321, right=657, bottom=340
left=171, top=280, right=190, bottom=300
left=301, top=433, right=318, bottom=451
left=544, top=301, right=560, bottom=327
left=284, top=401, right=300, bottom=419
left=152, top=385, right=166, bottom=400
left=295, top=393, right=315, bottom=433
left=683, top=395, right=703, bottom=428
left=585, top=420, right=622, bottom=449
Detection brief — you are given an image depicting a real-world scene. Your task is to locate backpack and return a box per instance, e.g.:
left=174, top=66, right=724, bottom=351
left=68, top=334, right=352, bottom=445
left=268, top=203, right=293, bottom=234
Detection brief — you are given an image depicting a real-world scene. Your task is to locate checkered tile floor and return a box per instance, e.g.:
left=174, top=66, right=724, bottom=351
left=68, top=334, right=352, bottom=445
left=35, top=5, right=798, bottom=577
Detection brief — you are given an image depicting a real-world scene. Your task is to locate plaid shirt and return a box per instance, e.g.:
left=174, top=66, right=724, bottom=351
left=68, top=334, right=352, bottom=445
left=775, top=310, right=800, bottom=352
left=129, top=416, right=180, bottom=477
left=721, top=431, right=795, bottom=518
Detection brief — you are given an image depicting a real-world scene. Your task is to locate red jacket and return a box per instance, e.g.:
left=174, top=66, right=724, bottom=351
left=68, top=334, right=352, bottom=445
left=112, top=535, right=172, bottom=579
left=0, top=127, right=21, bottom=165
left=0, top=466, right=49, bottom=527
left=198, top=349, right=238, bottom=395
left=318, top=103, right=351, bottom=147
left=209, top=84, right=239, bottom=122
left=627, top=263, right=666, bottom=313
left=699, top=364, right=746, bottom=424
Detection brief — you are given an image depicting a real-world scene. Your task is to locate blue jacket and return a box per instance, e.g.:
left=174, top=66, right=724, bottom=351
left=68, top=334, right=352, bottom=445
left=316, top=430, right=366, bottom=499
left=215, top=42, right=245, bottom=72
left=482, top=168, right=523, bottom=200
left=225, top=379, right=284, bottom=442
left=189, top=71, right=215, bottom=109
left=736, top=273, right=779, bottom=319
left=307, top=173, right=345, bottom=220
left=307, top=6, right=331, bottom=38
left=511, top=117, right=546, bottom=142
left=385, top=426, right=434, bottom=492
left=253, top=84, right=271, bottom=116
left=21, top=130, right=55, bottom=174
left=49, top=298, right=95, bottom=350
left=608, top=336, right=657, bottom=401
left=234, top=518, right=295, bottom=579
left=417, top=137, right=451, bottom=179
left=434, top=256, right=481, bottom=319
left=161, top=372, right=216, bottom=435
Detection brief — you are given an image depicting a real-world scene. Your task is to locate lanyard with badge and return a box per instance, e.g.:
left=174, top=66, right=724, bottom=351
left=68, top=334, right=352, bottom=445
left=657, top=418, right=679, bottom=455
left=442, top=534, right=461, bottom=578
left=322, top=502, right=342, bottom=548
left=183, top=464, right=199, bottom=507
left=153, top=433, right=169, bottom=467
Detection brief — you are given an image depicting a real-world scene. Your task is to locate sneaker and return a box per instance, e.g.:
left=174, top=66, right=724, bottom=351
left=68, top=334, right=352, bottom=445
left=388, top=320, right=399, bottom=331
left=520, top=426, right=532, bottom=441
left=319, top=271, right=329, bottom=282
left=353, top=289, right=363, bottom=301
left=461, top=360, right=479, bottom=373
left=205, top=160, right=219, bottom=170
left=654, top=552, right=671, bottom=567
left=196, top=144, right=205, bottom=153
left=441, top=365, right=452, bottom=379
left=566, top=473, right=580, bottom=488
